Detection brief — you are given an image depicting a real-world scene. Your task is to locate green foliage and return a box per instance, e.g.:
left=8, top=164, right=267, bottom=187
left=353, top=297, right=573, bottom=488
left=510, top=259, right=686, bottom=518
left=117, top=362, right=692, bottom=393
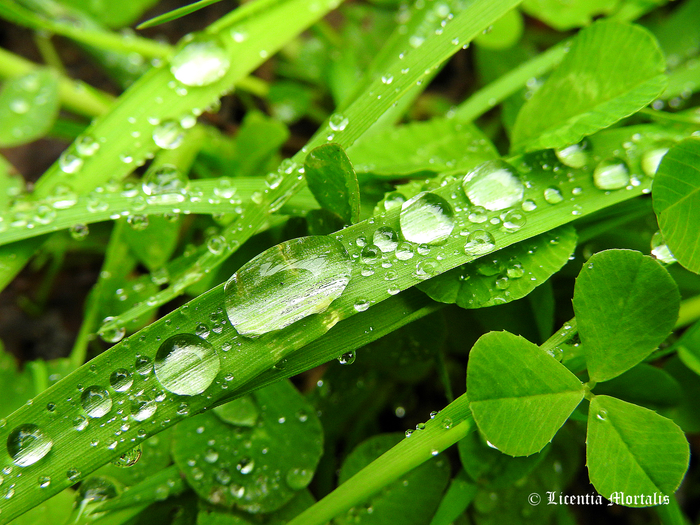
left=0, top=0, right=698, bottom=524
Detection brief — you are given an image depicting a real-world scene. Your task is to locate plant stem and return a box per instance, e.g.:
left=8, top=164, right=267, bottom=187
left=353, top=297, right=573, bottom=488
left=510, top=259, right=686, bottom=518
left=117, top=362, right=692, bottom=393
left=655, top=494, right=690, bottom=525
left=287, top=395, right=475, bottom=525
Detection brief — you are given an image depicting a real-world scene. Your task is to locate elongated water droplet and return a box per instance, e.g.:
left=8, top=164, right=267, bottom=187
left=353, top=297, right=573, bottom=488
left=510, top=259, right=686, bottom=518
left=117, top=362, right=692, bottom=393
left=543, top=186, right=563, bottom=204
left=399, top=192, right=454, bottom=244
left=651, top=231, right=676, bottom=264
left=7, top=424, right=52, bottom=467
left=81, top=386, right=112, bottom=418
left=463, top=161, right=524, bottom=211
left=224, top=236, right=352, bottom=337
left=170, top=35, right=230, bottom=87
left=155, top=334, right=220, bottom=396
left=338, top=351, right=356, bottom=365
left=555, top=142, right=588, bottom=168
left=113, top=444, right=142, bottom=468
left=593, top=158, right=630, bottom=190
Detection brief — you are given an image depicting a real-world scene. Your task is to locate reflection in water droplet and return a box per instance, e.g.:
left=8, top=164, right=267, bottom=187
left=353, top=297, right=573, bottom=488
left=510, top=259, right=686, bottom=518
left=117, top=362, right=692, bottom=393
left=113, top=444, right=142, bottom=468
left=463, top=161, right=524, bottom=211
left=329, top=114, right=349, bottom=131
left=501, top=210, right=526, bottom=232
left=109, top=369, right=133, bottom=392
left=170, top=35, right=230, bottom=87
left=135, top=356, right=153, bottom=376
left=593, top=158, right=630, bottom=190
left=224, top=236, right=352, bottom=337
left=338, top=351, right=356, bottom=365
left=399, top=192, right=454, bottom=244
left=543, top=186, right=563, bottom=204
left=38, top=475, right=51, bottom=488
left=81, top=386, right=113, bottom=418
left=464, top=230, right=496, bottom=256
left=7, top=424, right=53, bottom=467
left=154, top=334, right=220, bottom=396
left=130, top=395, right=157, bottom=421
left=360, top=245, right=380, bottom=264
left=373, top=227, right=399, bottom=252
left=237, top=457, right=255, bottom=475
left=596, top=408, right=608, bottom=421
left=651, top=231, right=676, bottom=264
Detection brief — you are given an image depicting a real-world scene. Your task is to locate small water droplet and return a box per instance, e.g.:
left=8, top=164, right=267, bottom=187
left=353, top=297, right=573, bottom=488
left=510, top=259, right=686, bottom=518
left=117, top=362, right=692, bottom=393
left=464, top=230, right=496, bottom=256
left=152, top=121, right=185, bottom=150
left=113, top=444, right=142, bottom=468
left=596, top=408, right=608, bottom=421
left=99, top=316, right=125, bottom=343
left=109, top=369, right=133, bottom=392
left=81, top=386, right=113, bottom=418
left=130, top=395, right=157, bottom=421
left=543, top=186, right=563, bottom=204
left=354, top=299, right=370, bottom=312
left=67, top=468, right=81, bottom=482
left=38, top=475, right=51, bottom=488
left=337, top=351, right=356, bottom=365
left=170, top=34, right=230, bottom=86
left=236, top=457, right=255, bottom=475
left=329, top=114, right=348, bottom=131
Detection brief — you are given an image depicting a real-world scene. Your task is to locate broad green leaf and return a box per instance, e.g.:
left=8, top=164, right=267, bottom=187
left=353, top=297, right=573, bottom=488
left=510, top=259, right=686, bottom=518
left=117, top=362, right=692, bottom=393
left=348, top=118, right=498, bottom=176
left=457, top=430, right=546, bottom=487
left=521, top=0, right=620, bottom=31
left=652, top=138, right=700, bottom=274
left=473, top=9, right=523, bottom=50
left=304, top=144, right=360, bottom=224
left=573, top=249, right=680, bottom=382
left=428, top=470, right=477, bottom=525
left=593, top=364, right=682, bottom=409
left=334, top=433, right=450, bottom=525
left=0, top=69, right=60, bottom=147
left=467, top=331, right=585, bottom=456
left=137, top=0, right=222, bottom=29
left=419, top=226, right=576, bottom=309
left=511, top=21, right=667, bottom=152
left=171, top=379, right=322, bottom=512
left=8, top=489, right=74, bottom=525
left=230, top=111, right=290, bottom=178
left=586, top=395, right=689, bottom=503
left=59, top=0, right=160, bottom=29
left=197, top=489, right=315, bottom=525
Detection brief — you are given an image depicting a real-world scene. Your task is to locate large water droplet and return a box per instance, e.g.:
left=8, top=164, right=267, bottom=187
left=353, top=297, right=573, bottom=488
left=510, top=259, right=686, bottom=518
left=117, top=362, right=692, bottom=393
left=170, top=35, right=230, bottom=87
left=286, top=468, right=313, bottom=490
left=154, top=334, right=220, bottom=396
left=81, top=386, right=113, bottom=418
left=7, top=424, right=52, bottom=467
left=464, top=230, right=496, bottom=256
left=399, top=192, right=454, bottom=245
left=593, top=158, right=630, bottom=190
left=142, top=165, right=188, bottom=203
left=373, top=227, right=398, bottom=252
left=77, top=476, right=118, bottom=502
left=152, top=121, right=185, bottom=150
left=555, top=142, right=588, bottom=168
left=463, top=161, right=524, bottom=211
left=224, top=236, right=352, bottom=337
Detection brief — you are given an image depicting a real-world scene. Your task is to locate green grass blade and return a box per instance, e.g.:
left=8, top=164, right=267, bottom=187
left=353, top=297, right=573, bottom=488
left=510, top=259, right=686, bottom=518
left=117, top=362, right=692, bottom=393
left=137, top=0, right=224, bottom=29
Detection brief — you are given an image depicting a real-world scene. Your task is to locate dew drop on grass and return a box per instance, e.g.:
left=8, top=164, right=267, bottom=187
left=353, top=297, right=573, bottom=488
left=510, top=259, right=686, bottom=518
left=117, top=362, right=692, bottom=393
left=593, top=158, right=630, bottom=190
left=464, top=230, right=496, bottom=256
left=81, top=386, right=113, bottom=418
left=236, top=457, right=255, bottom=474
left=651, top=231, right=676, bottom=264
left=109, top=369, right=133, bottom=392
left=142, top=165, right=188, bottom=200
left=328, top=114, right=348, bottom=131
left=59, top=152, right=84, bottom=174
left=7, top=424, right=52, bottom=467
left=113, top=444, right=142, bottom=468
left=373, top=226, right=399, bottom=252
left=286, top=468, right=313, bottom=490
left=135, top=356, right=153, bottom=376
left=75, top=135, right=100, bottom=157
left=170, top=35, right=230, bottom=87
left=130, top=395, right=157, bottom=421
left=154, top=334, right=220, bottom=396
left=337, top=351, right=356, bottom=365
left=77, top=476, right=117, bottom=502
left=360, top=245, right=380, bottom=264
left=596, top=408, right=608, bottom=421
left=224, top=236, right=352, bottom=337
left=99, top=316, right=125, bottom=343
left=501, top=210, right=526, bottom=232
left=38, top=476, right=51, bottom=488
left=641, top=147, right=669, bottom=177
left=463, top=160, right=524, bottom=211
left=543, top=186, right=563, bottom=204
left=383, top=192, right=405, bottom=211
left=399, top=192, right=455, bottom=244
left=67, top=469, right=81, bottom=482
left=555, top=142, right=588, bottom=168
left=152, top=121, right=185, bottom=150
left=354, top=299, right=370, bottom=312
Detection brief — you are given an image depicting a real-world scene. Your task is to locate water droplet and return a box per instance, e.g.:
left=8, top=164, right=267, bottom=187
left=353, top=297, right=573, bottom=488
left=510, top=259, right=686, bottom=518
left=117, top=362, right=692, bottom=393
left=38, top=475, right=51, bottom=488
left=521, top=199, right=537, bottom=212
left=224, top=236, right=352, bottom=337
left=286, top=468, right=313, bottom=490
left=7, top=424, right=52, bottom=467
left=468, top=206, right=488, bottom=224
left=81, top=386, right=113, bottom=418
left=354, top=299, right=370, bottom=312
left=207, top=235, right=226, bottom=255
left=442, top=417, right=453, bottom=429
left=641, top=147, right=669, bottom=178
left=543, top=186, right=563, bottom=204
left=338, top=351, right=356, bottom=365
left=329, top=114, right=349, bottom=131
left=170, top=35, right=230, bottom=86
left=360, top=244, right=380, bottom=264
left=463, top=161, right=524, bottom=211
left=135, top=355, right=153, bottom=375
left=130, top=395, right=157, bottom=421
left=75, top=135, right=100, bottom=157
left=204, top=448, right=219, bottom=463
left=596, top=408, right=608, bottom=421
left=73, top=415, right=88, bottom=431
left=67, top=468, right=81, bottom=482
left=142, top=165, right=188, bottom=200
left=99, top=316, right=125, bottom=343
left=127, top=214, right=149, bottom=230
left=109, top=369, right=133, bottom=392
left=154, top=334, right=220, bottom=396
left=77, top=476, right=117, bottom=502
left=414, top=259, right=438, bottom=280
left=506, top=261, right=524, bottom=279
left=236, top=457, right=255, bottom=475
left=152, top=121, right=185, bottom=150
left=373, top=226, right=399, bottom=252
left=555, top=142, right=588, bottom=168
left=399, top=192, right=454, bottom=244
left=58, top=152, right=84, bottom=174
left=593, top=158, right=630, bottom=190
left=395, top=242, right=415, bottom=260
left=383, top=192, right=405, bottom=211
left=651, top=231, right=676, bottom=264
left=501, top=210, right=526, bottom=232
left=113, top=444, right=142, bottom=468
left=464, top=230, right=495, bottom=256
